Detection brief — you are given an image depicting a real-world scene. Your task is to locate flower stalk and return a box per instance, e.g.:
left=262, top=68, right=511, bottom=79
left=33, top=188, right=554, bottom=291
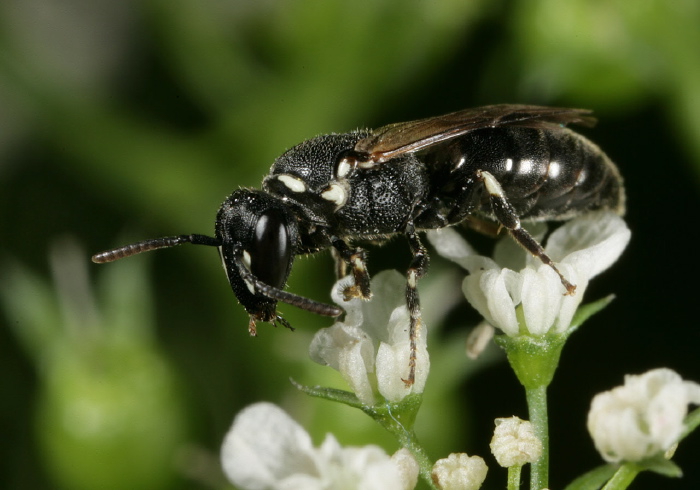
left=525, top=384, right=549, bottom=489
left=507, top=465, right=522, bottom=490
left=371, top=406, right=437, bottom=489
left=495, top=332, right=571, bottom=489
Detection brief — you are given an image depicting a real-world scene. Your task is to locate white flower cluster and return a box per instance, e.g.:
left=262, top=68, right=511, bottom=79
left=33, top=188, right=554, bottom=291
left=309, top=270, right=430, bottom=405
left=221, top=402, right=419, bottom=490
left=428, top=211, right=630, bottom=336
left=587, top=368, right=700, bottom=463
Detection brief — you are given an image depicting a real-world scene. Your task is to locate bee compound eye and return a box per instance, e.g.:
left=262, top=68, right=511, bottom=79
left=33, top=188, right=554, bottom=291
left=250, top=209, right=293, bottom=290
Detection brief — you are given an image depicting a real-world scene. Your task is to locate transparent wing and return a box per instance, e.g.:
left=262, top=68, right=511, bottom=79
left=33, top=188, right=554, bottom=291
left=355, top=104, right=595, bottom=164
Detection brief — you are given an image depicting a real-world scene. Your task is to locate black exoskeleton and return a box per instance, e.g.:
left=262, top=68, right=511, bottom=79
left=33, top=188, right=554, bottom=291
left=93, top=105, right=625, bottom=386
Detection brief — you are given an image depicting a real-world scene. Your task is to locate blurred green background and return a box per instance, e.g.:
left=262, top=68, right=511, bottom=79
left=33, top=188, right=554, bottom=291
left=1, top=1, right=699, bottom=489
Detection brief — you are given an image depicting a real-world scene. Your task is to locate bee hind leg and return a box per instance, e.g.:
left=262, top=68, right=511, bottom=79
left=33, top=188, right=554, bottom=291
left=476, top=169, right=576, bottom=295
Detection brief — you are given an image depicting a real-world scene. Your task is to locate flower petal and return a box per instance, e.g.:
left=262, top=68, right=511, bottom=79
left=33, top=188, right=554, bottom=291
left=463, top=269, right=519, bottom=336
left=331, top=276, right=364, bottom=327
left=426, top=228, right=477, bottom=264
left=223, top=403, right=415, bottom=490
left=221, top=403, right=318, bottom=489
left=427, top=228, right=498, bottom=275
left=309, top=322, right=377, bottom=405
left=362, top=270, right=408, bottom=342
left=494, top=221, right=548, bottom=270
left=391, top=448, right=419, bottom=490
left=318, top=435, right=411, bottom=490
left=587, top=368, right=700, bottom=463
left=376, top=302, right=429, bottom=400
left=547, top=211, right=631, bottom=278
left=376, top=338, right=430, bottom=401
left=519, top=266, right=563, bottom=335
left=312, top=269, right=431, bottom=403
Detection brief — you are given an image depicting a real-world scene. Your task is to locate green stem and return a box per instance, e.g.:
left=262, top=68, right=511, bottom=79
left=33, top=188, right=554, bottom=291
left=367, top=405, right=437, bottom=489
left=354, top=395, right=436, bottom=489
left=390, top=428, right=438, bottom=489
left=494, top=301, right=614, bottom=490
left=601, top=463, right=640, bottom=490
left=508, top=465, right=523, bottom=490
left=526, top=384, right=549, bottom=490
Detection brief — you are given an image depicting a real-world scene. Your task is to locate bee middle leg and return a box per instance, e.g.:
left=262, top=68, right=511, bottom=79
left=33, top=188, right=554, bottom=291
left=403, top=222, right=429, bottom=387
left=476, top=169, right=576, bottom=295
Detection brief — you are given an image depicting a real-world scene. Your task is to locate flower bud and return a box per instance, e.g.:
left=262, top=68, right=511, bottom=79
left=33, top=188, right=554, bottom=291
left=431, top=453, right=488, bottom=490
left=489, top=416, right=542, bottom=467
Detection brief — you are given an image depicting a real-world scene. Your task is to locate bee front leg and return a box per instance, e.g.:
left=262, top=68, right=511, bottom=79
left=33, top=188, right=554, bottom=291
left=476, top=170, right=576, bottom=295
left=331, top=237, right=372, bottom=301
left=330, top=247, right=347, bottom=280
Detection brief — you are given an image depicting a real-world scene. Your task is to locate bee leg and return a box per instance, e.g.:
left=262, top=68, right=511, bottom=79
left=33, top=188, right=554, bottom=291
left=330, top=247, right=348, bottom=280
left=331, top=237, right=372, bottom=301
left=477, top=170, right=576, bottom=295
left=464, top=216, right=502, bottom=238
left=403, top=222, right=429, bottom=387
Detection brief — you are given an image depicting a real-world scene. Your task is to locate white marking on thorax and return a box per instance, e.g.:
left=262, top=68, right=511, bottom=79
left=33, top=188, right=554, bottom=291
left=336, top=158, right=353, bottom=178
left=321, top=182, right=347, bottom=207
left=277, top=174, right=307, bottom=193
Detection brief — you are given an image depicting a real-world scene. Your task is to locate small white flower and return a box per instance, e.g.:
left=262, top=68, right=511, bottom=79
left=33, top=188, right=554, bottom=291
left=431, top=453, right=488, bottom=490
left=309, top=270, right=430, bottom=405
left=221, top=402, right=418, bottom=490
left=428, top=211, right=630, bottom=336
left=489, top=416, right=542, bottom=467
left=587, top=368, right=700, bottom=463
left=391, top=448, right=421, bottom=490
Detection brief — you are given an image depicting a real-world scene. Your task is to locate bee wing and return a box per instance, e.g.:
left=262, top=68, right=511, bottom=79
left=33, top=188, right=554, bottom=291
left=355, top=104, right=596, bottom=164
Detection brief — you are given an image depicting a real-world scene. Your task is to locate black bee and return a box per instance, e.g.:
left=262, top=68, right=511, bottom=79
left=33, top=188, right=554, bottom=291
left=93, top=105, right=625, bottom=386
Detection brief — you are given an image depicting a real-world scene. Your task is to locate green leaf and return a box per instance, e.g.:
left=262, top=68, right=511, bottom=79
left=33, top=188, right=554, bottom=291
left=641, top=457, right=683, bottom=478
left=565, top=464, right=619, bottom=490
left=570, top=295, right=616, bottom=329
left=681, top=406, right=700, bottom=441
left=290, top=378, right=363, bottom=409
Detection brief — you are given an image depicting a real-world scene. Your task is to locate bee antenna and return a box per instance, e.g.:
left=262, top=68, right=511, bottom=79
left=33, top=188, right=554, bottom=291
left=232, top=254, right=343, bottom=318
left=91, top=234, right=221, bottom=263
